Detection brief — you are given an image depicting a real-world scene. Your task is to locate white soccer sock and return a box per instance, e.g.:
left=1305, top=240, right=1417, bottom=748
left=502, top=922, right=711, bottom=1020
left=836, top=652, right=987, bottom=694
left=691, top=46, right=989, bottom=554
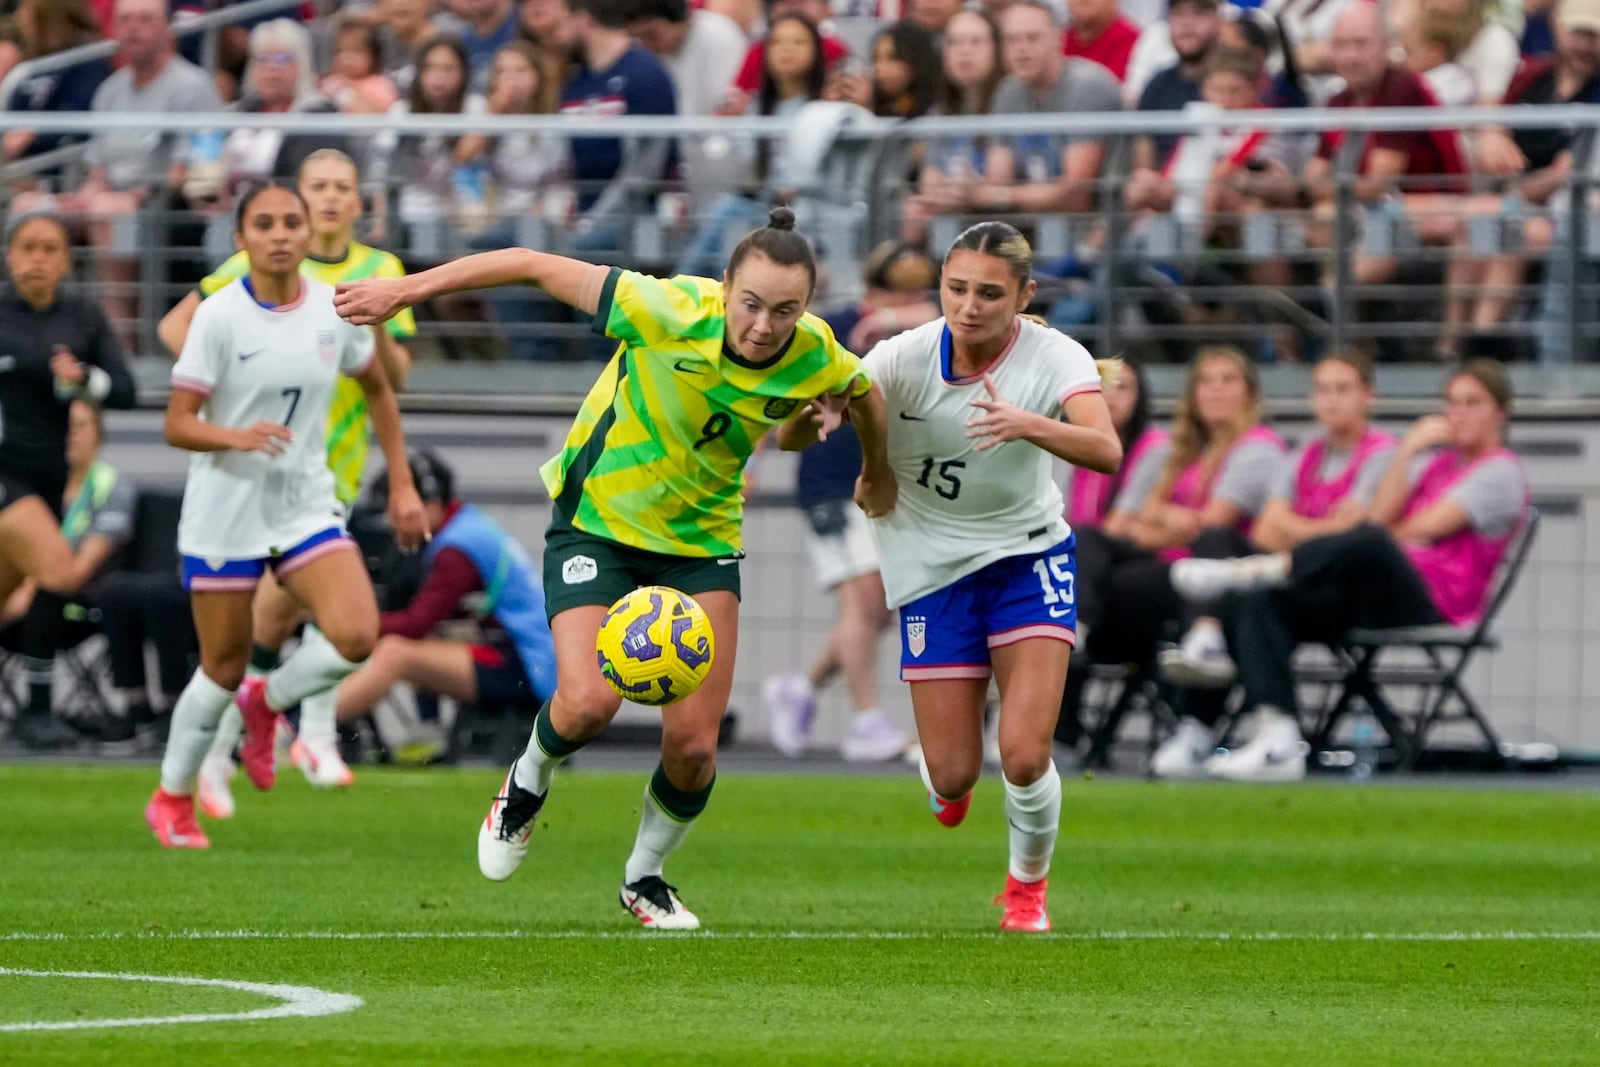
left=160, top=671, right=236, bottom=796
left=297, top=688, right=338, bottom=747
left=205, top=703, right=244, bottom=763
left=265, top=627, right=365, bottom=711
left=624, top=791, right=694, bottom=884
left=1003, top=761, right=1062, bottom=883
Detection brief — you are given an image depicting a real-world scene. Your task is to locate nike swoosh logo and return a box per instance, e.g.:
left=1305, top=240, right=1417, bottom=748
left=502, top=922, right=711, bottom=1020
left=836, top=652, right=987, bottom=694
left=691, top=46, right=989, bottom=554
left=673, top=360, right=704, bottom=374
left=898, top=412, right=925, bottom=421
left=239, top=349, right=266, bottom=361
left=716, top=557, right=740, bottom=566
left=1048, top=606, right=1073, bottom=618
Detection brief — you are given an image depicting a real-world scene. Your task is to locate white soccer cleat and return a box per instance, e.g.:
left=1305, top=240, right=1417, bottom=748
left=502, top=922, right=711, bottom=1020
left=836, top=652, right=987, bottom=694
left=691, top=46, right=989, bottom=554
left=1206, top=708, right=1310, bottom=783
left=763, top=673, right=816, bottom=758
left=478, top=762, right=545, bottom=882
left=197, top=754, right=237, bottom=820
left=619, top=876, right=701, bottom=930
left=291, top=738, right=356, bottom=789
left=840, top=709, right=909, bottom=762
left=1158, top=624, right=1238, bottom=689
left=1150, top=717, right=1215, bottom=780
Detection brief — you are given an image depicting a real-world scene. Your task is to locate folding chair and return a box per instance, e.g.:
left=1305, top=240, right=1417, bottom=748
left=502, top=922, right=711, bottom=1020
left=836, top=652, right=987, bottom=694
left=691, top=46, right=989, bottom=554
left=1310, top=507, right=1540, bottom=769
left=1081, top=661, right=1178, bottom=771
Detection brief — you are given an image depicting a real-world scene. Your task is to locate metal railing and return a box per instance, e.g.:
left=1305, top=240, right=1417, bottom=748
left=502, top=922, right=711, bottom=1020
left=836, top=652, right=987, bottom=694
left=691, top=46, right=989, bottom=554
left=3, top=106, right=1600, bottom=393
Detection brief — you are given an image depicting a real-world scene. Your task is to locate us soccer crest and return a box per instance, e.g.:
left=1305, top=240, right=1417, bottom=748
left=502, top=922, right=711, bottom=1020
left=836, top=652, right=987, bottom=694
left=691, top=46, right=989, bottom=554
left=317, top=330, right=337, bottom=364
left=906, top=615, right=927, bottom=658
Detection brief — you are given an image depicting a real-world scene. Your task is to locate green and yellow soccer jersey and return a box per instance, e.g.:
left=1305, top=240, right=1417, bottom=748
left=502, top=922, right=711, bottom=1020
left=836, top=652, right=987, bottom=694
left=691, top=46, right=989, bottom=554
left=198, top=243, right=417, bottom=505
left=541, top=269, right=872, bottom=557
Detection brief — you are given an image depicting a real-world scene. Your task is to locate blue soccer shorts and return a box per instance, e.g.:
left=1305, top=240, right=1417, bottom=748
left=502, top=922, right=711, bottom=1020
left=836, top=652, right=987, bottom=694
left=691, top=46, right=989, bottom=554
left=897, top=535, right=1078, bottom=682
left=181, top=527, right=353, bottom=592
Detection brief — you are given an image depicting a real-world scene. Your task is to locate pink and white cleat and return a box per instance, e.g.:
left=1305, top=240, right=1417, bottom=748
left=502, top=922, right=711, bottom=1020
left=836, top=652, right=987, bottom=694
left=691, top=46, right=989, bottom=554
left=145, top=788, right=211, bottom=849
left=234, top=676, right=281, bottom=791
left=928, top=790, right=972, bottom=828
left=197, top=754, right=236, bottom=820
left=291, top=738, right=356, bottom=788
left=994, top=874, right=1051, bottom=932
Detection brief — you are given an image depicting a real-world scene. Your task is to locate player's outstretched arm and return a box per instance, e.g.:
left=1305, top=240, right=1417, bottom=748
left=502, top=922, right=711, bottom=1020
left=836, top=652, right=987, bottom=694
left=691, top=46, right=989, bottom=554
left=849, top=384, right=897, bottom=518
left=334, top=248, right=610, bottom=325
left=159, top=291, right=200, bottom=359
left=353, top=354, right=427, bottom=550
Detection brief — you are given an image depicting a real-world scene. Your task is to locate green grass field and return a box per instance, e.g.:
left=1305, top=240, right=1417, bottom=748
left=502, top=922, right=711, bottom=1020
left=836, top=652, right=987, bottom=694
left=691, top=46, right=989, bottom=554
left=2, top=762, right=1597, bottom=1066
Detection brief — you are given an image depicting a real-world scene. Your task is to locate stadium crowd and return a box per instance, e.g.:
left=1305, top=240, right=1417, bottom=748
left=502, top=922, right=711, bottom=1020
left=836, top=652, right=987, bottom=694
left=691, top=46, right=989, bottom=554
left=1, top=0, right=1598, bottom=361
left=0, top=0, right=1540, bottom=789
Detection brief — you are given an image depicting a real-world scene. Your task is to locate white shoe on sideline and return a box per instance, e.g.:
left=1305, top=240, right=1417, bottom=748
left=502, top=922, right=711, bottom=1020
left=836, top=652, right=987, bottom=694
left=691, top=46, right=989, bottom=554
left=1206, top=708, right=1310, bottom=783
left=840, top=710, right=909, bottom=762
left=1150, top=717, right=1215, bottom=780
left=763, top=673, right=816, bottom=758
left=1170, top=555, right=1287, bottom=603
left=1159, top=624, right=1238, bottom=688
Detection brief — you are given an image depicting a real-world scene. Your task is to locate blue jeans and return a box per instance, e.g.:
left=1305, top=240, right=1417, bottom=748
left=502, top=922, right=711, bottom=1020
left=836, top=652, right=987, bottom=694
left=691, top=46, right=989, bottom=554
left=675, top=194, right=767, bottom=280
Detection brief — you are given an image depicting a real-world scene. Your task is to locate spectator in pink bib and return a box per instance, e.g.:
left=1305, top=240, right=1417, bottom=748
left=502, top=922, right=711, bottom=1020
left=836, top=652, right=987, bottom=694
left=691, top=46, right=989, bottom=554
left=1165, top=359, right=1529, bottom=782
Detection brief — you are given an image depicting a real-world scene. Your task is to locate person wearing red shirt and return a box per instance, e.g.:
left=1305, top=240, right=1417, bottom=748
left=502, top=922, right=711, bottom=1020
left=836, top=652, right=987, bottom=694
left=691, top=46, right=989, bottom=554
left=1303, top=1, right=1466, bottom=287
left=1063, top=0, right=1140, bottom=81
left=729, top=0, right=850, bottom=95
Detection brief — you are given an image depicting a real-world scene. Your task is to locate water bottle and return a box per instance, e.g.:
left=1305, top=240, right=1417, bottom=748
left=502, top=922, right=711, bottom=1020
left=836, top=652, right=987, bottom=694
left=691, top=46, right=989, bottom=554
left=1348, top=711, right=1379, bottom=782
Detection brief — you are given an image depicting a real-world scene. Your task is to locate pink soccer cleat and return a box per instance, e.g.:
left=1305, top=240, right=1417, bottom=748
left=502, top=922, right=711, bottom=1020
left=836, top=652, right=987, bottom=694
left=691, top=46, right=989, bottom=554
left=234, top=676, right=281, bottom=791
left=145, top=788, right=211, bottom=850
left=928, top=790, right=972, bottom=828
left=994, top=874, right=1051, bottom=932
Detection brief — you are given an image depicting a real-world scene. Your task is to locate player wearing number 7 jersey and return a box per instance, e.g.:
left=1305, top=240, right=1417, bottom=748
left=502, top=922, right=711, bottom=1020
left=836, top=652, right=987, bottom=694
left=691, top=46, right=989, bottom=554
left=335, top=206, right=894, bottom=930
left=782, top=221, right=1121, bottom=932
left=145, top=183, right=427, bottom=850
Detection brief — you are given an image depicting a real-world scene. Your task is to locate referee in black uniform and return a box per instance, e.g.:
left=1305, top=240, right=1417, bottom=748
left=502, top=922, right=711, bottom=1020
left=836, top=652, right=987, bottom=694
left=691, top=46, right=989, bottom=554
left=0, top=211, right=136, bottom=749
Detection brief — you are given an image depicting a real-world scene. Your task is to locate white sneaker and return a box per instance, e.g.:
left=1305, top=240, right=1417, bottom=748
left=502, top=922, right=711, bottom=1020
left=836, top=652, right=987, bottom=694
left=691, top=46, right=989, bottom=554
left=291, top=737, right=355, bottom=788
left=840, top=710, right=909, bottom=762
left=197, top=754, right=236, bottom=820
left=1150, top=717, right=1215, bottom=780
left=1158, top=624, right=1238, bottom=688
left=1170, top=554, right=1287, bottom=603
left=763, top=673, right=816, bottom=758
left=620, top=875, right=701, bottom=930
left=478, top=763, right=546, bottom=882
left=1206, top=708, right=1309, bottom=783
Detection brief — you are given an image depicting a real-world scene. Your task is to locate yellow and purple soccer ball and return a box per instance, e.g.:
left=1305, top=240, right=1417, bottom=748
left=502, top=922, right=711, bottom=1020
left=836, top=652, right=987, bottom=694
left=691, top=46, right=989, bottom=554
left=596, top=586, right=716, bottom=706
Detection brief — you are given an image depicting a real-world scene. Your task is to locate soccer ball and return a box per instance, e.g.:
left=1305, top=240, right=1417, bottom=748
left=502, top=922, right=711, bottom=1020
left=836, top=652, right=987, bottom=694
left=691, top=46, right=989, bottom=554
left=596, top=586, right=716, bottom=706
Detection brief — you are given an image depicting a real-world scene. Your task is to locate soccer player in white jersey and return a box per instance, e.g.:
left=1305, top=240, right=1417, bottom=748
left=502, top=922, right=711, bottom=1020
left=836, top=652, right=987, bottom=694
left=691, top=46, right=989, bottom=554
left=782, top=221, right=1121, bottom=931
left=145, top=183, right=427, bottom=849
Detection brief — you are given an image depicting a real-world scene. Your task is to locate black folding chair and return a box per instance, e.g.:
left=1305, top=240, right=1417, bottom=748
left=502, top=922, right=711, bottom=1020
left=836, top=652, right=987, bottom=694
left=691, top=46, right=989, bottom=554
left=1081, top=661, right=1179, bottom=771
left=1309, top=507, right=1540, bottom=768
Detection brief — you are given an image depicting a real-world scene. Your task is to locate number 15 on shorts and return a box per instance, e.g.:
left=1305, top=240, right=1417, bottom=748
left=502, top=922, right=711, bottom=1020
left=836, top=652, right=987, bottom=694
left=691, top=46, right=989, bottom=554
left=1033, top=553, right=1075, bottom=618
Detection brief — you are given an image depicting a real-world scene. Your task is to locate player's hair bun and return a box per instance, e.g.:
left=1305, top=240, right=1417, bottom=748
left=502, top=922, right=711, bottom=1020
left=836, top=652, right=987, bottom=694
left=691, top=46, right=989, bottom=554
left=767, top=206, right=797, bottom=232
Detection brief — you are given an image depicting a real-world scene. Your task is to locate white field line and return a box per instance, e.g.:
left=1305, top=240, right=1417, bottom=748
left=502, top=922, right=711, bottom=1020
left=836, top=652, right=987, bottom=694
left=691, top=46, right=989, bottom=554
left=3, top=929, right=1600, bottom=944
left=0, top=968, right=362, bottom=1033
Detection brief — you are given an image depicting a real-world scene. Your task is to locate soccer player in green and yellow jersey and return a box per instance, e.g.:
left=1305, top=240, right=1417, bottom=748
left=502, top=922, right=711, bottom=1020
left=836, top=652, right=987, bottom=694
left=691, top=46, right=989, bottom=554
left=336, top=207, right=897, bottom=930
left=158, top=149, right=414, bottom=812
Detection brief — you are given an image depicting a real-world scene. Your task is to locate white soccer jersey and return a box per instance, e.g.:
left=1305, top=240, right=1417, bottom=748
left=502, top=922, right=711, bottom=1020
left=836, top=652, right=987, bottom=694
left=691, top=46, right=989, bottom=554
left=863, top=317, right=1103, bottom=608
left=171, top=277, right=375, bottom=559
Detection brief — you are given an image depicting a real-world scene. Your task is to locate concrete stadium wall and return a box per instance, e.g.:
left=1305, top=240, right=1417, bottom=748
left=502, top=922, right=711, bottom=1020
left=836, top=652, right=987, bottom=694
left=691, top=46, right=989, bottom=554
left=103, top=408, right=1600, bottom=757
